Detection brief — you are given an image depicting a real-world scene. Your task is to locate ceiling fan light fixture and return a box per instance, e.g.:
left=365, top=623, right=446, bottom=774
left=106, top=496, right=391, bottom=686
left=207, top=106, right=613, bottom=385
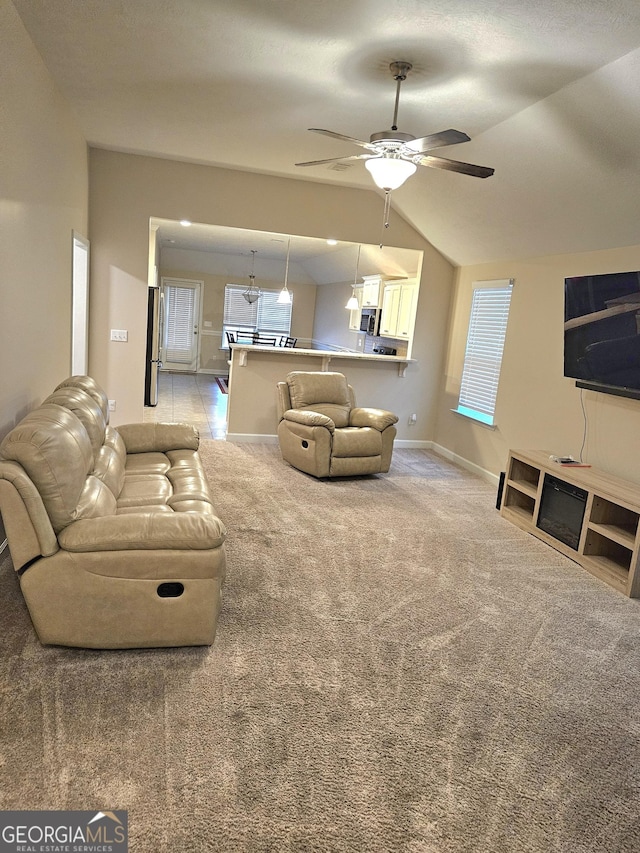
left=365, top=156, right=417, bottom=191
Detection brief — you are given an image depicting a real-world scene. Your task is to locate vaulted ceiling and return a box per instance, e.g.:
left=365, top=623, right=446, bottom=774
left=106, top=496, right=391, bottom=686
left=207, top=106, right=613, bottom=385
left=13, top=0, right=640, bottom=266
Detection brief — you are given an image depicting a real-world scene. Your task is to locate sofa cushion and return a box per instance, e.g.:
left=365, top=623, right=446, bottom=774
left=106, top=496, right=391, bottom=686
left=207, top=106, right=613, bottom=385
left=117, top=422, right=199, bottom=453
left=332, top=427, right=381, bottom=458
left=76, top=475, right=118, bottom=519
left=167, top=467, right=214, bottom=505
left=286, top=371, right=351, bottom=428
left=43, top=387, right=107, bottom=458
left=117, top=474, right=172, bottom=507
left=0, top=404, right=95, bottom=533
left=93, top=445, right=126, bottom=498
left=54, top=375, right=110, bottom=422
left=125, top=452, right=171, bottom=475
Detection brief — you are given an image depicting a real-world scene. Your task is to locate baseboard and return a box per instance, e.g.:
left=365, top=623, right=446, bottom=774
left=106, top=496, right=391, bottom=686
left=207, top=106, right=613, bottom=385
left=227, top=435, right=433, bottom=447
left=394, top=439, right=433, bottom=449
left=430, top=442, right=499, bottom=486
left=223, top=434, right=498, bottom=486
left=226, top=434, right=279, bottom=444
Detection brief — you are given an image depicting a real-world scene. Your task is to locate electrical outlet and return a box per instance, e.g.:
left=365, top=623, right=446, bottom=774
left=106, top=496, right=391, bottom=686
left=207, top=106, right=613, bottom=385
left=408, top=413, right=417, bottom=425
left=110, top=329, right=128, bottom=342
left=108, top=400, right=116, bottom=412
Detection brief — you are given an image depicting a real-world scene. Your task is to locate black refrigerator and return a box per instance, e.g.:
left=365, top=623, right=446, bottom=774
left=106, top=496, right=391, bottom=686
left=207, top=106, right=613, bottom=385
left=144, top=286, right=163, bottom=406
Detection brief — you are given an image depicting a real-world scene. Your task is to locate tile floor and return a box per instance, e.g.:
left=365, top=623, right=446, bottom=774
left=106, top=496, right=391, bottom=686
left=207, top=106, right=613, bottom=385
left=143, top=372, right=228, bottom=440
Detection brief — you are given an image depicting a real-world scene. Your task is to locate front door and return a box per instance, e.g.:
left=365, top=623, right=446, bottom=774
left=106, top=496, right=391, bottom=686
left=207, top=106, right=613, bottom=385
left=160, top=278, right=202, bottom=372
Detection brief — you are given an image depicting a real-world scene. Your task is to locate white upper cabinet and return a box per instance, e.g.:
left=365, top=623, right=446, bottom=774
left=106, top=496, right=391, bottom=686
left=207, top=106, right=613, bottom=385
left=361, top=275, right=383, bottom=308
left=380, top=281, right=418, bottom=340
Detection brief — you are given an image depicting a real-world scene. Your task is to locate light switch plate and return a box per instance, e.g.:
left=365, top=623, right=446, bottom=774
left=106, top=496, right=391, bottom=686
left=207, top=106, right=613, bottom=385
left=110, top=329, right=128, bottom=342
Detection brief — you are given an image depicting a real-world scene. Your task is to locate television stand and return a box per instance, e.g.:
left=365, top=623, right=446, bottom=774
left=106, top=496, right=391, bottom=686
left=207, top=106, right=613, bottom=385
left=500, top=450, right=640, bottom=598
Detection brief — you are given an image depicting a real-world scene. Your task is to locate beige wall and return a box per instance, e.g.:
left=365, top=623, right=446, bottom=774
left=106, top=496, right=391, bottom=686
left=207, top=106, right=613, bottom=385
left=437, top=245, right=640, bottom=484
left=313, top=281, right=365, bottom=351
left=88, top=149, right=455, bottom=436
left=0, top=1, right=88, bottom=437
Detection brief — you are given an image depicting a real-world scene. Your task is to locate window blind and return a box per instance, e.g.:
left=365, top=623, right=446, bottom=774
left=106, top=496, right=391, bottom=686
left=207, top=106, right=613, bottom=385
left=164, top=284, right=196, bottom=363
left=223, top=285, right=292, bottom=335
left=223, top=285, right=258, bottom=329
left=257, top=289, right=292, bottom=333
left=456, top=280, right=513, bottom=426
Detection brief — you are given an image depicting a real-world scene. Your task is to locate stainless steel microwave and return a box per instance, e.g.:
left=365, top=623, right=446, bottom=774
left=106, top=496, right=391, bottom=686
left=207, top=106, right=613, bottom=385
left=360, top=308, right=380, bottom=335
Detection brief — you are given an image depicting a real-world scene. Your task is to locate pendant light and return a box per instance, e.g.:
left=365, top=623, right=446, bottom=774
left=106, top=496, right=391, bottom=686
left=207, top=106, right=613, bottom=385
left=277, top=237, right=292, bottom=304
left=243, top=250, right=261, bottom=304
left=345, top=244, right=361, bottom=310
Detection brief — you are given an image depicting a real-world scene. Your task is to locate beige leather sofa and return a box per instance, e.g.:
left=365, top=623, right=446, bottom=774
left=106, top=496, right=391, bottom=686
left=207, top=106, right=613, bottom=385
left=0, top=376, right=226, bottom=649
left=276, top=371, right=399, bottom=478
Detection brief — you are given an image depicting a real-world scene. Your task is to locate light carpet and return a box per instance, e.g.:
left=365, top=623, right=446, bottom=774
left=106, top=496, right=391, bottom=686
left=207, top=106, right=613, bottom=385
left=1, top=444, right=639, bottom=852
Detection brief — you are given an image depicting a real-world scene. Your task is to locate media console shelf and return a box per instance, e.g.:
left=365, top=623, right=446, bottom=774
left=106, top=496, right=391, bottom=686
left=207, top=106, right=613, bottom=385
left=500, top=450, right=640, bottom=598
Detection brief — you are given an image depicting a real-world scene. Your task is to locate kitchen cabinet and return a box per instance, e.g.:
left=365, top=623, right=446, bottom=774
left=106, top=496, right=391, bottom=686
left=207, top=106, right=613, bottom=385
left=361, top=275, right=383, bottom=308
left=380, top=281, right=417, bottom=339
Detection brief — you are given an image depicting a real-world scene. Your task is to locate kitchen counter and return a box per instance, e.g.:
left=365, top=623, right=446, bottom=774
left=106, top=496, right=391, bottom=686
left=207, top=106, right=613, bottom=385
left=230, top=343, right=415, bottom=377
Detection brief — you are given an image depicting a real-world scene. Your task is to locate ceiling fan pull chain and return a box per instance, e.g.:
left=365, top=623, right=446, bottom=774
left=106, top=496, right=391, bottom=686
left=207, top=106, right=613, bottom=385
left=380, top=191, right=392, bottom=247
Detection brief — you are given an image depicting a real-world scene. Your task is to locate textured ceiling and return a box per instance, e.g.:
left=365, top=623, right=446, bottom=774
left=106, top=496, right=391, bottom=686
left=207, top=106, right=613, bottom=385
left=13, top=0, right=640, bottom=265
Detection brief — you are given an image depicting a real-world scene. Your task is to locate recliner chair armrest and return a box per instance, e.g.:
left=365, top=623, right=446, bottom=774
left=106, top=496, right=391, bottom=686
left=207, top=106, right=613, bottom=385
left=116, top=422, right=200, bottom=453
left=350, top=408, right=399, bottom=430
left=282, top=409, right=335, bottom=432
left=58, top=512, right=226, bottom=552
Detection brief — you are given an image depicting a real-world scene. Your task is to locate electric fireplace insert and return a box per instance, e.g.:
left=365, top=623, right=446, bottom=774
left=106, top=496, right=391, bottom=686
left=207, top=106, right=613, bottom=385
left=536, top=474, right=588, bottom=551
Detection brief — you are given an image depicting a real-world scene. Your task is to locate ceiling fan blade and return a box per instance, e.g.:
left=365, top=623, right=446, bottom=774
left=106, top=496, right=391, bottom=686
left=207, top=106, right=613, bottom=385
left=308, top=128, right=374, bottom=151
left=417, top=154, right=494, bottom=178
left=405, top=129, right=471, bottom=153
left=295, top=153, right=372, bottom=167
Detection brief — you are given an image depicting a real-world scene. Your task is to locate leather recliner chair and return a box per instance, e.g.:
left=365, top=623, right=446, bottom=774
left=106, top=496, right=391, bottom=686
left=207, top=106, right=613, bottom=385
left=276, top=371, right=398, bottom=478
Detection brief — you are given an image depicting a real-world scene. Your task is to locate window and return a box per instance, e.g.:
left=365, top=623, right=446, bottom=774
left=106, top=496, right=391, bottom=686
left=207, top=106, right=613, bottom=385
left=223, top=284, right=292, bottom=340
left=454, top=279, right=513, bottom=426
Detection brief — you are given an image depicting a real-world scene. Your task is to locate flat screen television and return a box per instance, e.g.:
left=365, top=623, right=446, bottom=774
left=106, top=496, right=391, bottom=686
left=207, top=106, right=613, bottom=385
left=564, top=270, right=640, bottom=400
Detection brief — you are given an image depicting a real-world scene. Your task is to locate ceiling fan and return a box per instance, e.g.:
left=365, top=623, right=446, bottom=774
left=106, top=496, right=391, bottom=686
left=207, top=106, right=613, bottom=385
left=295, top=61, right=494, bottom=191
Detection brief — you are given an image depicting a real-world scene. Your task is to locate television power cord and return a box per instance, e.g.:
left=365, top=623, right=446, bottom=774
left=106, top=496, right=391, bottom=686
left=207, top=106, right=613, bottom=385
left=579, top=387, right=588, bottom=464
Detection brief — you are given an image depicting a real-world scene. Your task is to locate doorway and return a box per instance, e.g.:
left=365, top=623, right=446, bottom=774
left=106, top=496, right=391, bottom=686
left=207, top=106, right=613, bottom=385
left=71, top=232, right=90, bottom=375
left=160, top=277, right=203, bottom=372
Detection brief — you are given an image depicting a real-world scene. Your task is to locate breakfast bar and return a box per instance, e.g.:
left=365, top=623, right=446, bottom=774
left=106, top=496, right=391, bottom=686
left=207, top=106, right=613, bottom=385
left=226, top=344, right=418, bottom=441
left=231, top=343, right=414, bottom=376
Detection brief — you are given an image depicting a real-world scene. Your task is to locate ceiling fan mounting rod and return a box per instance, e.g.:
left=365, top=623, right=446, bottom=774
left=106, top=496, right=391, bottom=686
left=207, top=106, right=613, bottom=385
left=389, top=61, right=412, bottom=131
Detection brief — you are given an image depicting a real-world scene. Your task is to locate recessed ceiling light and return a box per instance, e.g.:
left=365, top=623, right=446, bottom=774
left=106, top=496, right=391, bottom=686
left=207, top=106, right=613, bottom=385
left=327, top=239, right=338, bottom=245
left=180, top=219, right=192, bottom=227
